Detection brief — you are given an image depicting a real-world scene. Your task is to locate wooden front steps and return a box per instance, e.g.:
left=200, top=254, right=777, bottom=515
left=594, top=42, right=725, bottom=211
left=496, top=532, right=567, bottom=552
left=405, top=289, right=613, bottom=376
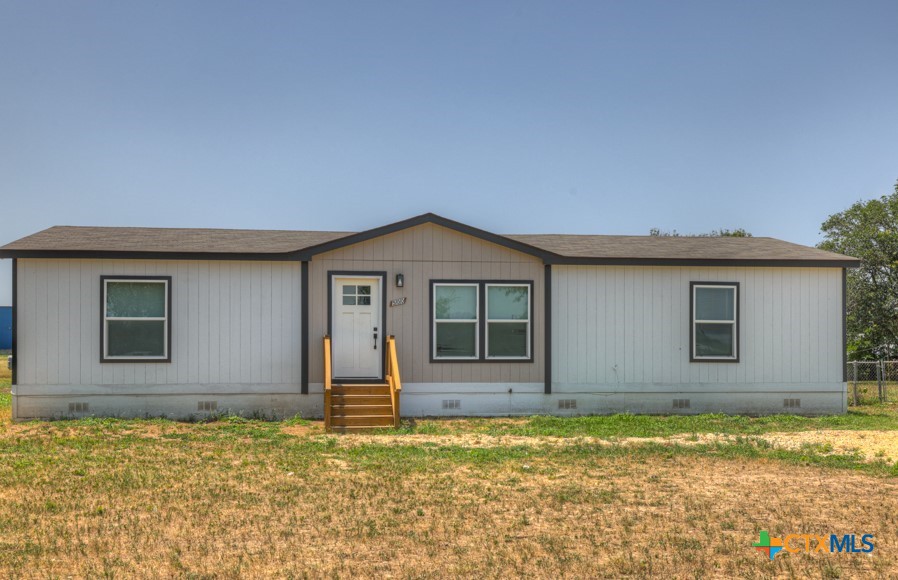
left=324, top=335, right=402, bottom=433
left=329, top=382, right=395, bottom=432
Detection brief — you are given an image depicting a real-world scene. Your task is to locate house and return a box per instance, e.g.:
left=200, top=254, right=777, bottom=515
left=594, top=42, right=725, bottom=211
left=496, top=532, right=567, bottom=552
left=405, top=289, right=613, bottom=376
left=0, top=213, right=859, bottom=428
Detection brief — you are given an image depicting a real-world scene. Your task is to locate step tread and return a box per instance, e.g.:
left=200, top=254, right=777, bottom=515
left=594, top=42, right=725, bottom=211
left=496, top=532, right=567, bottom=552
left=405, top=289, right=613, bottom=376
left=331, top=414, right=395, bottom=418
left=331, top=415, right=396, bottom=426
left=332, top=383, right=390, bottom=387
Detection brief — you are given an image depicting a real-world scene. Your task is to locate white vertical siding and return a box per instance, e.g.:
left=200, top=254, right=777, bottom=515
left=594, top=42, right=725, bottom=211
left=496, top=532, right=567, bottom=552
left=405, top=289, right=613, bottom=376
left=16, top=259, right=302, bottom=389
left=552, top=266, right=843, bottom=388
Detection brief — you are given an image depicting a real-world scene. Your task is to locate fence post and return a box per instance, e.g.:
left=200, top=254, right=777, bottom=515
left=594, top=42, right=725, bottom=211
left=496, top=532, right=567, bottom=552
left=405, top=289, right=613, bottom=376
left=877, top=361, right=884, bottom=403
left=885, top=362, right=890, bottom=403
left=852, top=362, right=858, bottom=406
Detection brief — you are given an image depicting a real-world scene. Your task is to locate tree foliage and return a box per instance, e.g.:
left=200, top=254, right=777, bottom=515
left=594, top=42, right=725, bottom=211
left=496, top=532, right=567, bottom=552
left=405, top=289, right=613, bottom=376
left=649, top=227, right=752, bottom=237
left=819, top=180, right=898, bottom=360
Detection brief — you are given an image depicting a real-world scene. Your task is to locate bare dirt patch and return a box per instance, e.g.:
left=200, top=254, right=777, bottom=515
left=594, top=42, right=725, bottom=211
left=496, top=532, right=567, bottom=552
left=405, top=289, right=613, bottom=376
left=760, top=429, right=898, bottom=463
left=300, top=431, right=736, bottom=450
left=281, top=422, right=323, bottom=437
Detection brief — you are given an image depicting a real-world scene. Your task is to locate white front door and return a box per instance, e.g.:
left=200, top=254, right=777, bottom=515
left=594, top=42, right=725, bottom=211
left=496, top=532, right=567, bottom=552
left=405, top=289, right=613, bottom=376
left=332, top=276, right=382, bottom=379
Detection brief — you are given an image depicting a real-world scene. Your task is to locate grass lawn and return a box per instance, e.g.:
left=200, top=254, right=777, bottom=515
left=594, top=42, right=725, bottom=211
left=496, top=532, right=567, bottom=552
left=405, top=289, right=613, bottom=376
left=1, top=377, right=897, bottom=578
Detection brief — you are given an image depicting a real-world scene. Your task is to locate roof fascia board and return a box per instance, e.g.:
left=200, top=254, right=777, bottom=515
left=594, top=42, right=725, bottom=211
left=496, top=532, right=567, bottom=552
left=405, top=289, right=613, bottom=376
left=0, top=250, right=860, bottom=268
left=293, top=213, right=559, bottom=262
left=0, top=249, right=300, bottom=261
left=546, top=256, right=861, bottom=268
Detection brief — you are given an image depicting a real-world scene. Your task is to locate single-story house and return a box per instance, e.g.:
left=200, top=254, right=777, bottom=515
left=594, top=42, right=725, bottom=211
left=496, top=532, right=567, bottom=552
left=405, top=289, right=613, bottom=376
left=0, top=213, right=860, bottom=429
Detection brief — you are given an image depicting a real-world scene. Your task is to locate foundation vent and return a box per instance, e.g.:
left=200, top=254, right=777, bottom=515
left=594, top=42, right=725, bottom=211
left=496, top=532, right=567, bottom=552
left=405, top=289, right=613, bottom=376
left=442, top=399, right=461, bottom=410
left=558, top=399, right=577, bottom=410
left=68, top=402, right=89, bottom=413
left=784, top=398, right=801, bottom=409
left=198, top=401, right=218, bottom=412
left=672, top=399, right=691, bottom=410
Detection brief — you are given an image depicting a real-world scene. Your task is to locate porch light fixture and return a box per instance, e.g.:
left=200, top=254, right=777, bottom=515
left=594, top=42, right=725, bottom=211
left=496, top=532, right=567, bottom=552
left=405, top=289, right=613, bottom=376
left=395, top=273, right=404, bottom=287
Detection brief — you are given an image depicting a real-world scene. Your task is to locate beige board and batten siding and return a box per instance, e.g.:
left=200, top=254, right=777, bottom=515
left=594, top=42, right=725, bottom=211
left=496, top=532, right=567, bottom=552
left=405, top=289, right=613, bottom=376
left=308, top=223, right=544, bottom=390
left=13, top=258, right=306, bottom=419
left=551, top=265, right=845, bottom=414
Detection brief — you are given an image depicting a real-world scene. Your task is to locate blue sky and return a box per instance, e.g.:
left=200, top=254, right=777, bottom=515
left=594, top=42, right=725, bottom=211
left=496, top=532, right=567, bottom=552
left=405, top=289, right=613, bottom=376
left=1, top=1, right=897, bottom=305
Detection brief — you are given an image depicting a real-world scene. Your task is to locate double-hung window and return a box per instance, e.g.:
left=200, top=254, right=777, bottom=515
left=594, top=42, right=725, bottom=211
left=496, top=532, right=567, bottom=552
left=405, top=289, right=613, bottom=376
left=433, top=283, right=479, bottom=359
left=485, top=284, right=531, bottom=359
left=432, top=281, right=532, bottom=361
left=102, top=276, right=172, bottom=362
left=691, top=282, right=738, bottom=361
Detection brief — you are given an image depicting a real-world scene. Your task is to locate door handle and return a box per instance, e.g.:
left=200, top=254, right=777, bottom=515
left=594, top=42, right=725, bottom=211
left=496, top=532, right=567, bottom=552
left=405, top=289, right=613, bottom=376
left=373, top=327, right=378, bottom=350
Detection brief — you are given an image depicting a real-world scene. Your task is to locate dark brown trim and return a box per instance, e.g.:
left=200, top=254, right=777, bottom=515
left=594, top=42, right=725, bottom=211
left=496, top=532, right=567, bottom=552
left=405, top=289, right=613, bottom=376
left=544, top=265, right=551, bottom=394
left=429, top=279, right=535, bottom=363
left=689, top=281, right=740, bottom=363
left=300, top=261, right=309, bottom=394
left=0, top=249, right=301, bottom=261
left=100, top=275, right=173, bottom=363
left=842, top=268, right=848, bottom=383
left=10, top=258, right=16, bottom=386
left=0, top=247, right=859, bottom=268
left=546, top=256, right=860, bottom=268
left=295, top=213, right=558, bottom=262
left=326, top=271, right=388, bottom=381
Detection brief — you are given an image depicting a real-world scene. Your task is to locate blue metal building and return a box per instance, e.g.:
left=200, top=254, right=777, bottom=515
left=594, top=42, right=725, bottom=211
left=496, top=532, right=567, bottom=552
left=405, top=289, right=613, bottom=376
left=0, top=306, right=11, bottom=350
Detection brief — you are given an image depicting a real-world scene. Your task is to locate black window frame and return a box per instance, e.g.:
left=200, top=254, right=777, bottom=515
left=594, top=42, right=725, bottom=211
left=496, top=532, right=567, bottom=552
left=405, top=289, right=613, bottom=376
left=100, top=275, right=173, bottom=363
left=689, top=281, right=739, bottom=363
left=430, top=279, right=534, bottom=363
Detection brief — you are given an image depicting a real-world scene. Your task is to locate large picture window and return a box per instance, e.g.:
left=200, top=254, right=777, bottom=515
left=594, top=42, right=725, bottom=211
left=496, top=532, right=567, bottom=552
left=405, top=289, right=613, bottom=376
left=432, top=280, right=533, bottom=362
left=691, top=282, right=738, bottom=362
left=102, top=276, right=171, bottom=362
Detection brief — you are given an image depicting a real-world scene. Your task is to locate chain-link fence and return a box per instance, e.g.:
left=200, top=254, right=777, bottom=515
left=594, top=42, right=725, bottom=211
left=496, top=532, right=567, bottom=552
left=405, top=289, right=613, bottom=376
left=847, top=360, right=898, bottom=405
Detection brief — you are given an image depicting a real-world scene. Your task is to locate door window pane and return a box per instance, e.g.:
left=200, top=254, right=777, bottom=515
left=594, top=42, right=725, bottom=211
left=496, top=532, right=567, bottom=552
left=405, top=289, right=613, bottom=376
left=487, top=286, right=529, bottom=320
left=357, top=296, right=371, bottom=305
left=436, top=323, right=476, bottom=357
left=342, top=285, right=356, bottom=295
left=695, top=323, right=734, bottom=357
left=435, top=285, right=477, bottom=320
left=342, top=296, right=356, bottom=305
left=106, top=282, right=166, bottom=317
left=107, top=320, right=166, bottom=357
left=488, top=322, right=528, bottom=357
left=695, top=287, right=735, bottom=321
left=357, top=285, right=371, bottom=295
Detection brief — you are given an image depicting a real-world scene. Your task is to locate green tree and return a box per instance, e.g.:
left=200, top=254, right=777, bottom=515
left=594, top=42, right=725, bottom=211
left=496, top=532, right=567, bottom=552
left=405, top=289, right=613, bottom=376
left=649, top=227, right=752, bottom=237
left=819, top=180, right=898, bottom=360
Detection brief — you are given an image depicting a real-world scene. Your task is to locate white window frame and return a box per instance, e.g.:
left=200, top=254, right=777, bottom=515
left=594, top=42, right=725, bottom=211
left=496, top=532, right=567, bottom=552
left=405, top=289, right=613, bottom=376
left=691, top=283, right=738, bottom=361
left=485, top=283, right=531, bottom=360
left=102, top=278, right=170, bottom=361
left=432, top=282, right=479, bottom=360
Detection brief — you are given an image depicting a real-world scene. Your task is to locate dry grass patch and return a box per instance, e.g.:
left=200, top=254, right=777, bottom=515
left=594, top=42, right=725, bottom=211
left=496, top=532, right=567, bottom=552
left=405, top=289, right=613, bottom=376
left=1, top=382, right=897, bottom=577
left=0, top=426, right=896, bottom=577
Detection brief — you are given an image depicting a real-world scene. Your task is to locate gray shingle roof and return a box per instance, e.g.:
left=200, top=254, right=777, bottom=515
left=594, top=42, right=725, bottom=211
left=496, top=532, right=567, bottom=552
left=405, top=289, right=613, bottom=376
left=504, top=234, right=855, bottom=263
left=0, top=225, right=351, bottom=255
left=0, top=219, right=859, bottom=265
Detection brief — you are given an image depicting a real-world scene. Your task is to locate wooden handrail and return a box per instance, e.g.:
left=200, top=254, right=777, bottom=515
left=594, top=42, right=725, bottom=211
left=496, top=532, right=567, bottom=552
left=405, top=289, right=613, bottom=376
left=385, top=335, right=402, bottom=427
left=323, top=335, right=332, bottom=432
